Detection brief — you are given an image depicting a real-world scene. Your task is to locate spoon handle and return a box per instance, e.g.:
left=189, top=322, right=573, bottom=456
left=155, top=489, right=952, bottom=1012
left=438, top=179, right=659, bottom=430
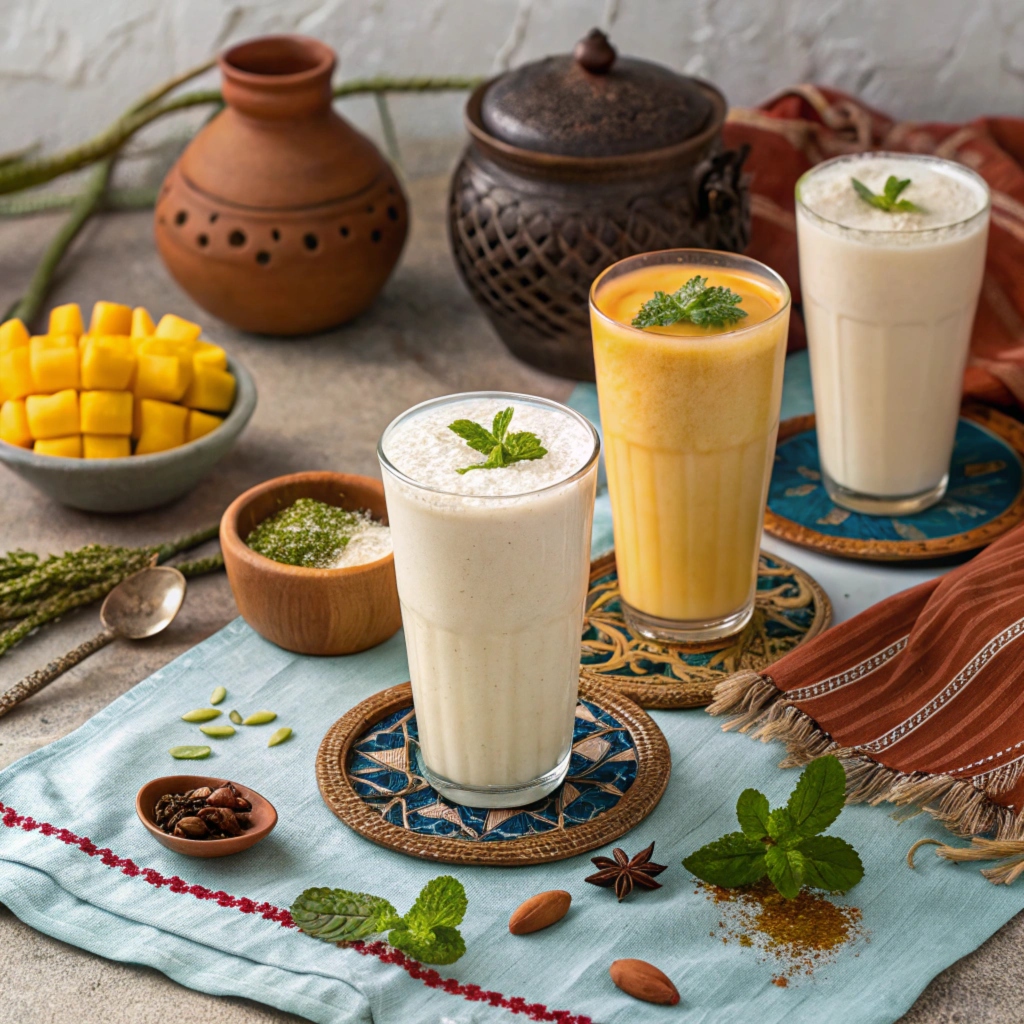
left=0, top=628, right=117, bottom=720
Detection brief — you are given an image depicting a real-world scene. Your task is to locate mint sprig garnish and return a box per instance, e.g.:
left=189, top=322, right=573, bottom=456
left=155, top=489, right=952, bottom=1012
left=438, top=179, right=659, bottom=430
left=683, top=755, right=863, bottom=900
left=448, top=406, right=547, bottom=474
left=631, top=275, right=748, bottom=330
left=851, top=175, right=922, bottom=213
left=291, top=876, right=468, bottom=965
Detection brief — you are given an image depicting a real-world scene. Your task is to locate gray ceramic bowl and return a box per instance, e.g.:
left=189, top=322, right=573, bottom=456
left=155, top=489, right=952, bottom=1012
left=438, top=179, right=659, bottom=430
left=0, top=356, right=256, bottom=513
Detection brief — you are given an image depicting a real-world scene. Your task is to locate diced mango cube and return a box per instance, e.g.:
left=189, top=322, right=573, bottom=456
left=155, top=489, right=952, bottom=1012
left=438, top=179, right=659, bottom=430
left=182, top=366, right=235, bottom=413
left=193, top=341, right=228, bottom=372
left=131, top=307, right=156, bottom=338
left=81, top=337, right=135, bottom=390
left=26, top=389, right=79, bottom=439
left=30, top=335, right=80, bottom=392
left=0, top=347, right=32, bottom=400
left=0, top=319, right=29, bottom=353
left=34, top=435, right=82, bottom=458
left=135, top=399, right=187, bottom=454
left=80, top=390, right=133, bottom=436
left=154, top=314, right=202, bottom=344
left=48, top=303, right=84, bottom=338
left=186, top=409, right=222, bottom=442
left=0, top=399, right=32, bottom=448
left=89, top=301, right=132, bottom=336
left=83, top=434, right=131, bottom=459
left=134, top=352, right=191, bottom=401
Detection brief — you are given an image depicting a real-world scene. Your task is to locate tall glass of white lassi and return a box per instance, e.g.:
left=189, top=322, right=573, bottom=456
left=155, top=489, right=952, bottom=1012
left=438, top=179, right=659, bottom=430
left=378, top=392, right=600, bottom=808
left=796, top=153, right=990, bottom=515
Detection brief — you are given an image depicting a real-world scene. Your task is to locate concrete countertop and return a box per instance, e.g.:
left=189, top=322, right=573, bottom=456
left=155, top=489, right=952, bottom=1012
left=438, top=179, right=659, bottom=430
left=0, top=176, right=1020, bottom=1023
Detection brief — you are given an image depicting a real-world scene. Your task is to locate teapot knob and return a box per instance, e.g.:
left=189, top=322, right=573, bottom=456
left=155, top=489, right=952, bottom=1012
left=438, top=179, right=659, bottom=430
left=574, top=28, right=616, bottom=74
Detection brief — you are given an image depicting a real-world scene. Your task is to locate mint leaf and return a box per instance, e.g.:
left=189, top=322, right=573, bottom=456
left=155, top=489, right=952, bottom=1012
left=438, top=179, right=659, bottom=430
left=449, top=408, right=548, bottom=474
left=632, top=275, right=748, bottom=330
left=767, top=807, right=805, bottom=850
left=290, top=888, right=401, bottom=943
left=786, top=755, right=846, bottom=838
left=735, top=788, right=770, bottom=840
left=389, top=924, right=466, bottom=965
left=448, top=419, right=497, bottom=456
left=765, top=845, right=805, bottom=900
left=402, top=876, right=468, bottom=940
left=851, top=176, right=922, bottom=213
left=797, top=835, right=864, bottom=892
left=683, top=832, right=767, bottom=888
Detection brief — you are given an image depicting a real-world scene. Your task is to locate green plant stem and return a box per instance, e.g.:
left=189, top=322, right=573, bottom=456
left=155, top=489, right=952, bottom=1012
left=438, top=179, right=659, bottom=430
left=174, top=552, right=224, bottom=578
left=155, top=523, right=219, bottom=562
left=0, top=186, right=160, bottom=217
left=0, top=75, right=481, bottom=197
left=6, top=156, right=114, bottom=324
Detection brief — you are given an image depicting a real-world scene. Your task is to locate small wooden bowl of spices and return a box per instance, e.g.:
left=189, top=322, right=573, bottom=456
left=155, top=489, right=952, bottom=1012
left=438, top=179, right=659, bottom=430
left=220, top=471, right=401, bottom=655
left=136, top=776, right=277, bottom=858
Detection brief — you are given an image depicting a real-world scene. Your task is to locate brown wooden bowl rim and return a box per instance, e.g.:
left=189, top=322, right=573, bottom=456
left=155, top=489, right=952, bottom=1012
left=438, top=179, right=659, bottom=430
left=220, top=470, right=394, bottom=579
left=135, top=774, right=278, bottom=849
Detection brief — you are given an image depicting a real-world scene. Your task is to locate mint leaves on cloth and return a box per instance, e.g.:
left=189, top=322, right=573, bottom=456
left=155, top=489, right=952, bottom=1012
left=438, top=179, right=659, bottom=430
left=291, top=876, right=468, bottom=965
left=684, top=755, right=864, bottom=899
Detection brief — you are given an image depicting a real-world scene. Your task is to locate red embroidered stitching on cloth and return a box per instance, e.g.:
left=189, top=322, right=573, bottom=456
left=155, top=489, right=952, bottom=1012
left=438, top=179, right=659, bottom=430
left=0, top=800, right=591, bottom=1024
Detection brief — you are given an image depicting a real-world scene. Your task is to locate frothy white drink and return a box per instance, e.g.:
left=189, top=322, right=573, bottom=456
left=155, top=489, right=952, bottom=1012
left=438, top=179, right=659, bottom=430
left=797, top=153, right=990, bottom=513
left=379, top=393, right=599, bottom=807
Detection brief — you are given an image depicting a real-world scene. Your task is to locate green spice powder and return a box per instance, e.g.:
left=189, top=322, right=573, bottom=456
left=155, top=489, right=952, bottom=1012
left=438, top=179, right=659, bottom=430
left=245, top=498, right=370, bottom=569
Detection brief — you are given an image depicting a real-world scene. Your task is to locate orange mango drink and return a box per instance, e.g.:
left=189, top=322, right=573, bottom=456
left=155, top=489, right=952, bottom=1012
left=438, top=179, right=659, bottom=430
left=590, top=250, right=791, bottom=643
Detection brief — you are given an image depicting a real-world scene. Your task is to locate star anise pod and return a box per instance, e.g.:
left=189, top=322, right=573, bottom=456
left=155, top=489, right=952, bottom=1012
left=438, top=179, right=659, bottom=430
left=585, top=841, right=667, bottom=901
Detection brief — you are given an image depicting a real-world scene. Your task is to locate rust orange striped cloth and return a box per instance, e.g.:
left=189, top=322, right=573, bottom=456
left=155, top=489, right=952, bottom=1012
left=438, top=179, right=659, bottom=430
left=710, top=522, right=1024, bottom=844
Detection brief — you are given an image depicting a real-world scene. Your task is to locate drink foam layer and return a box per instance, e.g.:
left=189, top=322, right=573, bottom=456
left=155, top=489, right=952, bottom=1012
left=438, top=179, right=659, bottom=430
left=382, top=397, right=596, bottom=496
left=798, top=154, right=988, bottom=239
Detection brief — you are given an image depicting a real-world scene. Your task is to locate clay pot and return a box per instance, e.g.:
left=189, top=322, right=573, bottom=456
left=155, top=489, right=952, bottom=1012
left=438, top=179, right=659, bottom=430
left=155, top=36, right=408, bottom=335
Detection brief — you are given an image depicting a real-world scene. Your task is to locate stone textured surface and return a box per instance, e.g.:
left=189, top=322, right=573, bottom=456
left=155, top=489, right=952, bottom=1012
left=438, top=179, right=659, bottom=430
left=1, top=176, right=1023, bottom=1021
left=3, top=0, right=1024, bottom=170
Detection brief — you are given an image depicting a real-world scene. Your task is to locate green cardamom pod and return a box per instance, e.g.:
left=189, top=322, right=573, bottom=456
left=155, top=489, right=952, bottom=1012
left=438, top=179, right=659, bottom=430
left=229, top=710, right=243, bottom=725
left=243, top=710, right=277, bottom=726
left=200, top=725, right=236, bottom=738
left=169, top=745, right=212, bottom=760
left=210, top=686, right=227, bottom=705
left=268, top=727, right=292, bottom=747
left=181, top=708, right=222, bottom=722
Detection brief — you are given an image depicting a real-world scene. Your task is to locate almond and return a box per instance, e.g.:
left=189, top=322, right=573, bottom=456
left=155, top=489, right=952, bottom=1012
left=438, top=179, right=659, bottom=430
left=508, top=889, right=572, bottom=935
left=609, top=959, right=680, bottom=1005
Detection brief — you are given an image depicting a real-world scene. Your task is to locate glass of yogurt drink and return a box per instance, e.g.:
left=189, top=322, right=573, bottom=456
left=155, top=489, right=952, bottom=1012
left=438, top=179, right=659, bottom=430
left=590, top=249, right=791, bottom=644
left=796, top=153, right=990, bottom=515
left=378, top=391, right=600, bottom=808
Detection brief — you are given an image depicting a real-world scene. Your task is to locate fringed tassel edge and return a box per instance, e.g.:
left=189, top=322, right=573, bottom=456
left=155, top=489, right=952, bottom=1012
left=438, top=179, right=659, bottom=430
left=708, top=669, right=1024, bottom=883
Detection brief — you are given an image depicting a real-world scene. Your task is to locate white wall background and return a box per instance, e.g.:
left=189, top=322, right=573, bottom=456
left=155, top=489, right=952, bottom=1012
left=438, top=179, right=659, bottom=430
left=2, top=0, right=1024, bottom=169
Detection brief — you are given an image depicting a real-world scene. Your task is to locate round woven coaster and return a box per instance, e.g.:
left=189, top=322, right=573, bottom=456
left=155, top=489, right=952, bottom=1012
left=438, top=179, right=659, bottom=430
left=581, top=550, right=831, bottom=709
left=316, top=678, right=670, bottom=866
left=763, top=406, right=1024, bottom=561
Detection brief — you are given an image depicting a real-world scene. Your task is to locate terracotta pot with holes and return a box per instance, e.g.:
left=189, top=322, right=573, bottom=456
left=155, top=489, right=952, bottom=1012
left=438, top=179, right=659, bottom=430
left=155, top=35, right=408, bottom=336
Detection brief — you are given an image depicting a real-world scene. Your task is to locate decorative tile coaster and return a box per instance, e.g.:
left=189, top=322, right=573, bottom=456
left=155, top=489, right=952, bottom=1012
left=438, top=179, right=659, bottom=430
left=315, top=679, right=670, bottom=866
left=764, top=405, right=1024, bottom=562
left=581, top=551, right=831, bottom=709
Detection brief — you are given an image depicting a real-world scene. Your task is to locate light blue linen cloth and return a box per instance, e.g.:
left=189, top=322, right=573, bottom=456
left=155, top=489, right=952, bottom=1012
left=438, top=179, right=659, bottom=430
left=2, top=353, right=1021, bottom=1024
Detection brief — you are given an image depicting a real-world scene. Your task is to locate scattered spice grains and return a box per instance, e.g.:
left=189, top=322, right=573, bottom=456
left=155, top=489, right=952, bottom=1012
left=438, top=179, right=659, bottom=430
left=696, top=879, right=866, bottom=984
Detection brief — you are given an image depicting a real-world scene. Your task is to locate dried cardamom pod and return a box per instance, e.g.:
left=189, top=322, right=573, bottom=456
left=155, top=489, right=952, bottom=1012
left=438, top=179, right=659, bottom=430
left=210, top=686, right=227, bottom=705
left=268, top=727, right=292, bottom=747
left=229, top=710, right=243, bottom=725
left=169, top=745, right=212, bottom=759
left=243, top=710, right=277, bottom=726
left=198, top=806, right=243, bottom=837
left=173, top=817, right=210, bottom=839
left=181, top=709, right=222, bottom=723
left=200, top=725, right=236, bottom=738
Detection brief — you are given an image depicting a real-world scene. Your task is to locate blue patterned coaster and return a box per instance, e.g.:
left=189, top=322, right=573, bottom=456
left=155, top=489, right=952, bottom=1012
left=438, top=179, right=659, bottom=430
left=581, top=551, right=831, bottom=709
left=764, top=407, right=1024, bottom=561
left=317, top=681, right=670, bottom=865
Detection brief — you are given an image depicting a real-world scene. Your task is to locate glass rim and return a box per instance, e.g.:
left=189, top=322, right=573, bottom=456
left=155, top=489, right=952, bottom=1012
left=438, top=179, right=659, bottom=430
left=377, top=390, right=601, bottom=500
left=795, top=151, right=991, bottom=236
left=588, top=247, right=792, bottom=343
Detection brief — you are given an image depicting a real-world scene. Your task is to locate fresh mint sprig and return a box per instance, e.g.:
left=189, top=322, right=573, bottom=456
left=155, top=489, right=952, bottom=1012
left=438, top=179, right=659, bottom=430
left=631, top=275, right=748, bottom=330
left=291, top=875, right=468, bottom=965
left=683, top=755, right=864, bottom=900
left=448, top=406, right=547, bottom=474
left=851, top=175, right=922, bottom=213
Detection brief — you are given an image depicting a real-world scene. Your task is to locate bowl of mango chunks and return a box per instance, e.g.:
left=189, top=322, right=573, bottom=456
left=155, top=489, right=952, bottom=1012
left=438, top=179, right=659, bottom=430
left=0, top=300, right=256, bottom=512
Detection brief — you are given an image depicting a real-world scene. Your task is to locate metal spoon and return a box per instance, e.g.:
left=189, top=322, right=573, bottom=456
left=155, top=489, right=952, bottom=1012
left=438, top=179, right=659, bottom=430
left=0, top=566, right=187, bottom=719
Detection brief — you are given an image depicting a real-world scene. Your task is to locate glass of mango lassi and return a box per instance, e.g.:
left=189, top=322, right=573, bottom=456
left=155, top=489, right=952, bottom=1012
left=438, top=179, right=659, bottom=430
left=590, top=250, right=791, bottom=644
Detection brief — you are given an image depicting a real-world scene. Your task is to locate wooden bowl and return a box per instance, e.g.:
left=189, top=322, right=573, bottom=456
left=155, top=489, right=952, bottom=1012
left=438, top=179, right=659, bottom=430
left=220, top=471, right=401, bottom=655
left=135, top=775, right=277, bottom=858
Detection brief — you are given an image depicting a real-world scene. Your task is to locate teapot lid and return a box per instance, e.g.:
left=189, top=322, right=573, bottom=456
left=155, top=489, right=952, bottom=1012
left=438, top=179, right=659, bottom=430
left=480, top=29, right=714, bottom=158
